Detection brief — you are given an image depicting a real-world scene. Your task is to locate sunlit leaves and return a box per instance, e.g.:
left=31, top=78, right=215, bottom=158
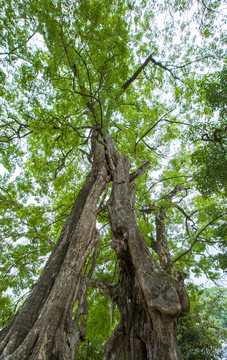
left=0, top=1, right=226, bottom=349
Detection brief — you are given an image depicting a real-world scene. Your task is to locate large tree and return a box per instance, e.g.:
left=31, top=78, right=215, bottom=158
left=0, top=0, right=226, bottom=359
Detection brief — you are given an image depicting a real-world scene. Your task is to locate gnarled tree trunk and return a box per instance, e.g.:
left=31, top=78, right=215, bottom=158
left=102, top=135, right=190, bottom=360
left=0, top=140, right=109, bottom=360
left=1, top=134, right=190, bottom=360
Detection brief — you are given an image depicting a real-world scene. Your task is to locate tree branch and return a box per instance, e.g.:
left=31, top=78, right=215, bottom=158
left=148, top=175, right=191, bottom=191
left=122, top=53, right=187, bottom=91
left=148, top=56, right=184, bottom=83
left=129, top=160, right=150, bottom=184
left=201, top=0, right=218, bottom=13
left=134, top=113, right=191, bottom=158
left=122, top=53, right=154, bottom=90
left=174, top=204, right=196, bottom=237
left=0, top=30, right=38, bottom=56
left=134, top=111, right=172, bottom=156
left=88, top=278, right=114, bottom=299
left=174, top=212, right=226, bottom=263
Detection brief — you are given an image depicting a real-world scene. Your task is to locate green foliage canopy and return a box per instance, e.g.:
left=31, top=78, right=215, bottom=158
left=0, top=1, right=226, bottom=353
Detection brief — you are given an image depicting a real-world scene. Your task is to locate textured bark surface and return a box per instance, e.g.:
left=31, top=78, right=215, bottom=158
left=0, top=135, right=190, bottom=360
left=103, top=135, right=190, bottom=360
left=0, top=141, right=108, bottom=360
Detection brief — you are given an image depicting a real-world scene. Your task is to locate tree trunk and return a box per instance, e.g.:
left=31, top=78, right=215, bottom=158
left=0, top=140, right=109, bottom=360
left=1, top=134, right=190, bottom=360
left=103, top=135, right=190, bottom=360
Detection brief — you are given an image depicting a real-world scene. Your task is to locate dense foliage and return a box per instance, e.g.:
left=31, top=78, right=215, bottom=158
left=0, top=0, right=226, bottom=357
left=178, top=287, right=227, bottom=360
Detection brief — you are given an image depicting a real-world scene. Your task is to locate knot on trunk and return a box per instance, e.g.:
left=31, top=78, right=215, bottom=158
left=112, top=226, right=129, bottom=257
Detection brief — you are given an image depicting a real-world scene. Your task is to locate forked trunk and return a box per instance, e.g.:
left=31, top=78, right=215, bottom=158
left=103, top=135, right=190, bottom=360
left=0, top=135, right=189, bottom=360
left=0, top=141, right=108, bottom=360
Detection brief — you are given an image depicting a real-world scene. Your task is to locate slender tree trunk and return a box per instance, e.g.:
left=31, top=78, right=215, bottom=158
left=0, top=140, right=109, bottom=360
left=103, top=135, right=190, bottom=360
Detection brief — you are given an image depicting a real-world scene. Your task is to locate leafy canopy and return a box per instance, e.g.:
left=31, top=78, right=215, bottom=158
left=0, top=0, right=226, bottom=347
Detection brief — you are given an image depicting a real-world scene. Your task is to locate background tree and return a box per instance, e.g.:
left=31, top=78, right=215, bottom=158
left=177, top=287, right=227, bottom=360
left=0, top=0, right=226, bottom=359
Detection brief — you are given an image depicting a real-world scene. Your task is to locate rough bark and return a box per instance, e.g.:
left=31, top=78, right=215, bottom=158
left=103, top=135, right=190, bottom=360
left=0, top=140, right=109, bottom=360
left=1, top=134, right=189, bottom=360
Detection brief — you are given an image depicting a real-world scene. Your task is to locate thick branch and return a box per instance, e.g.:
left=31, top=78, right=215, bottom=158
left=122, top=53, right=154, bottom=90
left=105, top=135, right=189, bottom=318
left=129, top=160, right=150, bottom=184
left=122, top=54, right=184, bottom=91
left=148, top=56, right=183, bottom=82
left=151, top=207, right=177, bottom=276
